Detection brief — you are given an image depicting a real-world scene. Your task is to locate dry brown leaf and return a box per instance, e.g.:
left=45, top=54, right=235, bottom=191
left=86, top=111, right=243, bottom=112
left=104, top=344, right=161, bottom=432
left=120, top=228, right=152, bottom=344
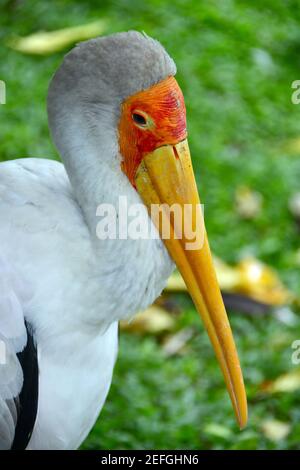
left=261, top=419, right=290, bottom=441
left=120, top=305, right=175, bottom=335
left=7, top=20, right=106, bottom=55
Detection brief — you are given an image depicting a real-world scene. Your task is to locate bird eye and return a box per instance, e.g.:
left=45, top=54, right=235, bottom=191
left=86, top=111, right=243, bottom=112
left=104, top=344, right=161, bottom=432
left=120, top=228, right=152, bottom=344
left=132, top=112, right=147, bottom=127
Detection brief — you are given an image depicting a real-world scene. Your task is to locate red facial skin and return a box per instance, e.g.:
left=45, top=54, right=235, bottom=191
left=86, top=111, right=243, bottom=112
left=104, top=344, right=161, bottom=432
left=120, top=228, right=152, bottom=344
left=118, top=76, right=187, bottom=187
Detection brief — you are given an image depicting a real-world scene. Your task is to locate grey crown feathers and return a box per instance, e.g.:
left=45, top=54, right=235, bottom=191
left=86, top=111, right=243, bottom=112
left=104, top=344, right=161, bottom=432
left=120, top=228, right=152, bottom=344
left=48, top=31, right=176, bottom=119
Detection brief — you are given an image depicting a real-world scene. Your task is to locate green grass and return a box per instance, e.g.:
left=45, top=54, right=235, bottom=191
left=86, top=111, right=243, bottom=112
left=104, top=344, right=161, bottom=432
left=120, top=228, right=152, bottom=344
left=1, top=0, right=300, bottom=450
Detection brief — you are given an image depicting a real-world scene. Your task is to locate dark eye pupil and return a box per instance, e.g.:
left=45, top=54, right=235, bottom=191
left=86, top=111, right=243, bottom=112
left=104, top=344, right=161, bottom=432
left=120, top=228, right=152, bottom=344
left=132, top=113, right=147, bottom=126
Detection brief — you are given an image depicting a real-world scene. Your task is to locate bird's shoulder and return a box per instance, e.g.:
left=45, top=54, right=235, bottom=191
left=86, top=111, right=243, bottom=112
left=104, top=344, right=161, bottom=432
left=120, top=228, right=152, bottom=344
left=0, top=158, right=87, bottom=235
left=0, top=157, right=71, bottom=207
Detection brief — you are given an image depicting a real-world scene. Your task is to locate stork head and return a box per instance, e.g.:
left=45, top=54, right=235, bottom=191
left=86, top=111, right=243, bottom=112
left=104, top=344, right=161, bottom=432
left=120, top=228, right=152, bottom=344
left=48, top=31, right=247, bottom=429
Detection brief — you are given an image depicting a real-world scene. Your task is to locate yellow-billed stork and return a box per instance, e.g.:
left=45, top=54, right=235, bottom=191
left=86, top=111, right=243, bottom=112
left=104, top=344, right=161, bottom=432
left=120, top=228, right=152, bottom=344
left=0, top=31, right=247, bottom=450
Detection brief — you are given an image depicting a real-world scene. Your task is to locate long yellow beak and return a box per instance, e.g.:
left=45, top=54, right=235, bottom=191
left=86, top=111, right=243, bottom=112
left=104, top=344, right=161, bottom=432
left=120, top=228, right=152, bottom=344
left=135, top=139, right=248, bottom=429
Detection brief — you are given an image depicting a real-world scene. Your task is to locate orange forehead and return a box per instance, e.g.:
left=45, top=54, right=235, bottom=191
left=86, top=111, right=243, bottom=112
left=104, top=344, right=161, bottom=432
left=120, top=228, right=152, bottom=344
left=118, top=76, right=187, bottom=186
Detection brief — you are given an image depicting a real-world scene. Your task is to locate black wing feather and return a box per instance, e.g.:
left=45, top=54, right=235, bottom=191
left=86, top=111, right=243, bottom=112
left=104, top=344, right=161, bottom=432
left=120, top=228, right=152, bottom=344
left=11, top=322, right=39, bottom=450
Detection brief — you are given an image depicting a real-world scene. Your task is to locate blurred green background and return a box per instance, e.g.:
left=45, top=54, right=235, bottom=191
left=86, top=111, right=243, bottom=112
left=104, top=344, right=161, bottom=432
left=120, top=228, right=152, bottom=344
left=1, top=0, right=300, bottom=450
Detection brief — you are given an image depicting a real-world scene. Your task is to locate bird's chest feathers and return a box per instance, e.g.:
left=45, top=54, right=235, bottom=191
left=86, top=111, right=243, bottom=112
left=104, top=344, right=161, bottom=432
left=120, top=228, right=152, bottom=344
left=94, top=235, right=174, bottom=324
left=29, top=323, right=118, bottom=449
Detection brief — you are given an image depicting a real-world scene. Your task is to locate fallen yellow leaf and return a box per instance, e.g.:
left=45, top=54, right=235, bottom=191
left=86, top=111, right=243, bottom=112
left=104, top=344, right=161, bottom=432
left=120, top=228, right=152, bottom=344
left=162, top=328, right=194, bottom=357
left=261, top=369, right=300, bottom=394
left=235, top=185, right=262, bottom=219
left=165, top=271, right=186, bottom=291
left=165, top=257, right=293, bottom=306
left=203, top=423, right=233, bottom=439
left=120, top=305, right=175, bottom=335
left=261, top=419, right=290, bottom=441
left=236, top=258, right=293, bottom=305
left=7, top=20, right=106, bottom=55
